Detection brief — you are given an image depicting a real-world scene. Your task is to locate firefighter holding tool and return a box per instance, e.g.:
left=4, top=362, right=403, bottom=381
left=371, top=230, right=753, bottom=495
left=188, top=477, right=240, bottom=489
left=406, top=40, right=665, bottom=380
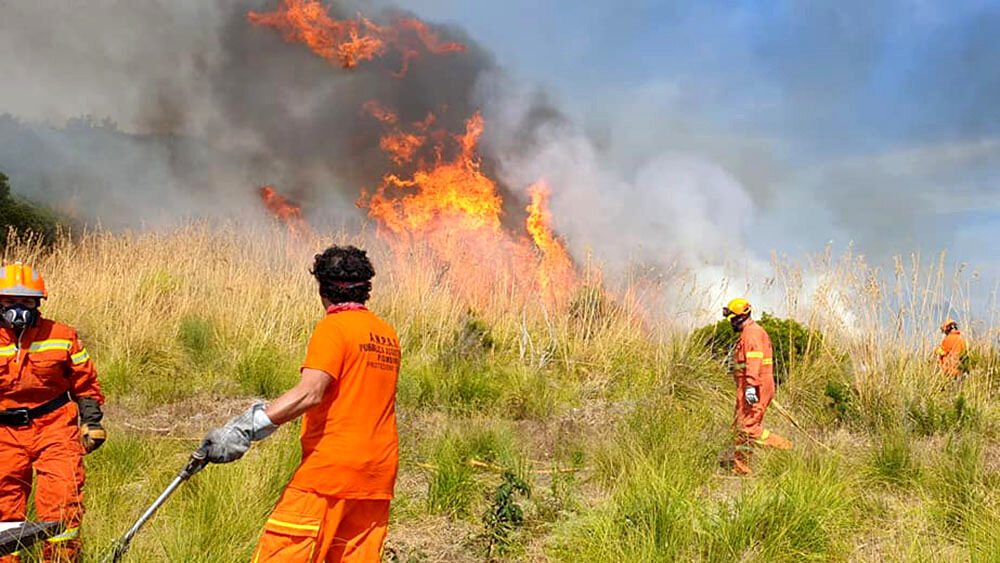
left=0, top=263, right=106, bottom=562
left=199, top=246, right=400, bottom=562
left=723, top=298, right=791, bottom=476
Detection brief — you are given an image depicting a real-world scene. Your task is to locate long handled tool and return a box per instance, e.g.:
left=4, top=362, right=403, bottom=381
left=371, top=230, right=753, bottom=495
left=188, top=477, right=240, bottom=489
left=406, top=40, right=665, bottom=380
left=0, top=522, right=64, bottom=556
left=102, top=448, right=208, bottom=563
left=771, top=399, right=835, bottom=453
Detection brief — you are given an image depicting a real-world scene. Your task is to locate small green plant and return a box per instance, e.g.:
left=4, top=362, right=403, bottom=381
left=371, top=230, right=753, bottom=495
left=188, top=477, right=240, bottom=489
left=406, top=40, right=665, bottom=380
left=907, top=394, right=979, bottom=436
left=178, top=315, right=217, bottom=364
left=866, top=431, right=920, bottom=487
left=824, top=381, right=858, bottom=424
left=481, top=471, right=530, bottom=561
left=234, top=346, right=297, bottom=398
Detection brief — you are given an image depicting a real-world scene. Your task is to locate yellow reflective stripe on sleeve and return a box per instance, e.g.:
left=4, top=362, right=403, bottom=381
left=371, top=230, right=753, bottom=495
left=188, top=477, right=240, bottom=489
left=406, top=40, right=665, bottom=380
left=762, top=358, right=773, bottom=365
left=71, top=349, right=91, bottom=365
left=746, top=351, right=765, bottom=359
left=47, top=527, right=80, bottom=542
left=734, top=363, right=747, bottom=369
left=28, top=339, right=72, bottom=353
left=0, top=344, right=15, bottom=357
left=754, top=430, right=771, bottom=446
left=266, top=519, right=320, bottom=532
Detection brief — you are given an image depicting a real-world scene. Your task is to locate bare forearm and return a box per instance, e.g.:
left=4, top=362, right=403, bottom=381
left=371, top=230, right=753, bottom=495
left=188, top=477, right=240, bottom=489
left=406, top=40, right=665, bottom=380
left=264, top=369, right=332, bottom=425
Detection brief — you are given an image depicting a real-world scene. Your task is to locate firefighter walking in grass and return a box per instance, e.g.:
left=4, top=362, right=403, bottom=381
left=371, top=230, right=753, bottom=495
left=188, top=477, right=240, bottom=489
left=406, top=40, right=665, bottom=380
left=935, top=319, right=968, bottom=379
left=200, top=246, right=400, bottom=562
left=0, top=263, right=106, bottom=562
left=723, top=298, right=791, bottom=475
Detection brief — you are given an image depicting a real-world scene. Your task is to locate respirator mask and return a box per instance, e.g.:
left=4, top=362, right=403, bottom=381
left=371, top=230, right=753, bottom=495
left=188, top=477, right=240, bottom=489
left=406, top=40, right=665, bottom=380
left=1, top=304, right=39, bottom=331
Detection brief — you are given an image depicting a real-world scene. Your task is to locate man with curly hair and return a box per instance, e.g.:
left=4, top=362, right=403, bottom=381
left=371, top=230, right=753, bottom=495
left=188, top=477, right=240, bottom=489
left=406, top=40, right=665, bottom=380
left=200, top=246, right=400, bottom=562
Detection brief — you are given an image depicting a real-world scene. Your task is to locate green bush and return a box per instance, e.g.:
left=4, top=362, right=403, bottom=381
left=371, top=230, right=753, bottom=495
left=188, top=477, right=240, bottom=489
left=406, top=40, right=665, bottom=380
left=0, top=171, right=63, bottom=246
left=691, top=312, right=823, bottom=382
left=907, top=394, right=979, bottom=436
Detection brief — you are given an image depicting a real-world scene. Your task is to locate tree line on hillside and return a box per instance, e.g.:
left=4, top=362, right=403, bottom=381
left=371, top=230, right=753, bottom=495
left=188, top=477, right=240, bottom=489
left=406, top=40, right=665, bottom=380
left=0, top=171, right=62, bottom=247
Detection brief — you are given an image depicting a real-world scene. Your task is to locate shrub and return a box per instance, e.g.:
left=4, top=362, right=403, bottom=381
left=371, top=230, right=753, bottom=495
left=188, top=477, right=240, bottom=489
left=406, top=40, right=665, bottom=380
left=0, top=171, right=63, bottom=246
left=691, top=312, right=823, bottom=382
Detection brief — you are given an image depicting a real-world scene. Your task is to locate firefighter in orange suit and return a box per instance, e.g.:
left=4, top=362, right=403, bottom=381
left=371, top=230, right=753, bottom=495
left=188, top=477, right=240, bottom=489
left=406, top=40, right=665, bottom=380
left=0, top=263, right=106, bottom=562
left=200, top=246, right=399, bottom=562
left=724, top=298, right=791, bottom=475
left=935, top=319, right=968, bottom=379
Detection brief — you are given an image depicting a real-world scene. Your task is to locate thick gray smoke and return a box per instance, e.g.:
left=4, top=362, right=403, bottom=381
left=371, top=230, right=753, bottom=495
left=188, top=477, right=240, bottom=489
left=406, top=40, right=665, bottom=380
left=0, top=0, right=563, bottom=229
left=0, top=0, right=758, bottom=307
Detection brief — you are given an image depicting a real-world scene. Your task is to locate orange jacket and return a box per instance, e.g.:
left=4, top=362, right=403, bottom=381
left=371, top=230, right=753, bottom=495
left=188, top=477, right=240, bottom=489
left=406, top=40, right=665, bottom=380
left=732, top=320, right=775, bottom=388
left=935, top=330, right=967, bottom=377
left=0, top=318, right=104, bottom=410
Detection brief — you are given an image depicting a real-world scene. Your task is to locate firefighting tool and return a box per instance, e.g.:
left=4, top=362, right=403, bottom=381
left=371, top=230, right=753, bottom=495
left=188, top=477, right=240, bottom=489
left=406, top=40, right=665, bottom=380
left=0, top=522, right=64, bottom=556
left=101, top=447, right=209, bottom=562
left=771, top=399, right=834, bottom=453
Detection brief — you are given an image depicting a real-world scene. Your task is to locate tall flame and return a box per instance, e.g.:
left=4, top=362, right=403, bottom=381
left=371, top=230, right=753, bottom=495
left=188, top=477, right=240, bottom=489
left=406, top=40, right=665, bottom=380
left=526, top=180, right=576, bottom=299
left=251, top=5, right=579, bottom=305
left=248, top=0, right=465, bottom=76
left=362, top=112, right=502, bottom=237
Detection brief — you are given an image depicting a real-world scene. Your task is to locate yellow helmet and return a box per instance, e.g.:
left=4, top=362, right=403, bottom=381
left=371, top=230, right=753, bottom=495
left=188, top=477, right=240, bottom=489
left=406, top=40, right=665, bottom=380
left=723, top=298, right=751, bottom=319
left=940, top=319, right=957, bottom=333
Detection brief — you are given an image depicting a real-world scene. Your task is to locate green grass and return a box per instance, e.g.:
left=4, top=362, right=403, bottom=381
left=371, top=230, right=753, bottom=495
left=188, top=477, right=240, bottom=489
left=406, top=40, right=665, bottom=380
left=3, top=227, right=998, bottom=561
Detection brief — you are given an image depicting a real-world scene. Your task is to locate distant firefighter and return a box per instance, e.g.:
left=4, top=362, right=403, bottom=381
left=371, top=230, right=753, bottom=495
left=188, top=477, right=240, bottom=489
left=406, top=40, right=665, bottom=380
left=723, top=298, right=792, bottom=476
left=935, top=319, right=968, bottom=379
left=0, top=263, right=106, bottom=562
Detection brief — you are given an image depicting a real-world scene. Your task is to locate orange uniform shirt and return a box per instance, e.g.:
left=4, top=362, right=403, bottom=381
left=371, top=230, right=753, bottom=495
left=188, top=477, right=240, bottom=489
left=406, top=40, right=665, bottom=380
left=0, top=319, right=103, bottom=410
left=291, top=308, right=400, bottom=499
left=732, top=320, right=774, bottom=388
left=936, top=330, right=967, bottom=376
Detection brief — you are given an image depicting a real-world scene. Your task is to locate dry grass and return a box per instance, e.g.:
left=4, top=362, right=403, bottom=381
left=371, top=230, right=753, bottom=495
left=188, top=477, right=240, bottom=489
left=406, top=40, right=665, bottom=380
left=2, top=225, right=998, bottom=562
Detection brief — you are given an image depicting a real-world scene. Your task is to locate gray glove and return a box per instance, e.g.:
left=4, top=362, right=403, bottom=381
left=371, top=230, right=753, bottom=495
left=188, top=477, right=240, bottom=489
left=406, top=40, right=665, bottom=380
left=200, top=402, right=278, bottom=464
left=744, top=386, right=759, bottom=406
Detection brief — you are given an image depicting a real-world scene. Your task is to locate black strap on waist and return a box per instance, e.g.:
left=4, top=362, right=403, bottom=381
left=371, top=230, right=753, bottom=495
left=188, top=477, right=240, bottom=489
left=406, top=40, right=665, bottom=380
left=0, top=394, right=71, bottom=427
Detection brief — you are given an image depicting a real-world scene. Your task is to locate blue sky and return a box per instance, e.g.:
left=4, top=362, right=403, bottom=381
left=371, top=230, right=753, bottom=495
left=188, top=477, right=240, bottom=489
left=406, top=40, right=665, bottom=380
left=394, top=0, right=1000, bottom=269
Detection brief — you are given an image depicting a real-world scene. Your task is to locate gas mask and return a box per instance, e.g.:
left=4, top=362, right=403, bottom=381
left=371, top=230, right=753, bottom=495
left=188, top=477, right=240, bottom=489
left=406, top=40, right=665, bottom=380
left=724, top=310, right=750, bottom=332
left=1, top=304, right=39, bottom=331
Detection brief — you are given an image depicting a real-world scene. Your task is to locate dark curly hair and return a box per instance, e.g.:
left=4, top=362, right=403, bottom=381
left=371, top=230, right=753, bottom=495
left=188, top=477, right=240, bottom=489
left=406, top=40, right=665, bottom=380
left=311, top=245, right=376, bottom=304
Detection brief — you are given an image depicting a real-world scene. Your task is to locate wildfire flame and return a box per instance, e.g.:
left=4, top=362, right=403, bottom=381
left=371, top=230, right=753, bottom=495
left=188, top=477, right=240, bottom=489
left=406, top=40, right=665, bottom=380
left=362, top=112, right=503, bottom=236
left=248, top=0, right=465, bottom=77
left=526, top=180, right=576, bottom=299
left=251, top=5, right=578, bottom=305
left=259, top=185, right=310, bottom=239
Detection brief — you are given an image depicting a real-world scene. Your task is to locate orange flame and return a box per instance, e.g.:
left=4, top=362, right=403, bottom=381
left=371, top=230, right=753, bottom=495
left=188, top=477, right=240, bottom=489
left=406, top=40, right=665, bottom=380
left=259, top=185, right=311, bottom=239
left=361, top=112, right=502, bottom=238
left=248, top=0, right=465, bottom=76
left=249, top=3, right=578, bottom=305
left=526, top=180, right=576, bottom=299
left=358, top=105, right=578, bottom=304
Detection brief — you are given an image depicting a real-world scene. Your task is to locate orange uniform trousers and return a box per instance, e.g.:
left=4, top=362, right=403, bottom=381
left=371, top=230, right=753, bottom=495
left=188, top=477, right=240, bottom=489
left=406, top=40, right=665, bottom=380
left=252, top=487, right=389, bottom=563
left=733, top=380, right=792, bottom=475
left=0, top=404, right=84, bottom=562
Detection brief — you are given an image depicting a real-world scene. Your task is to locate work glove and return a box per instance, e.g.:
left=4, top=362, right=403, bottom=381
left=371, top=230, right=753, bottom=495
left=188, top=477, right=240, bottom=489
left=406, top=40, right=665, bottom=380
left=200, top=402, right=278, bottom=464
left=77, top=396, right=106, bottom=454
left=744, top=386, right=759, bottom=406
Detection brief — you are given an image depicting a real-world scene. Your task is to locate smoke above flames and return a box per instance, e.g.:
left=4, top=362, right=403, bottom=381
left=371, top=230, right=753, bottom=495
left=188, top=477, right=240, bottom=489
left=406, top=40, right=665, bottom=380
left=0, top=0, right=763, bottom=311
